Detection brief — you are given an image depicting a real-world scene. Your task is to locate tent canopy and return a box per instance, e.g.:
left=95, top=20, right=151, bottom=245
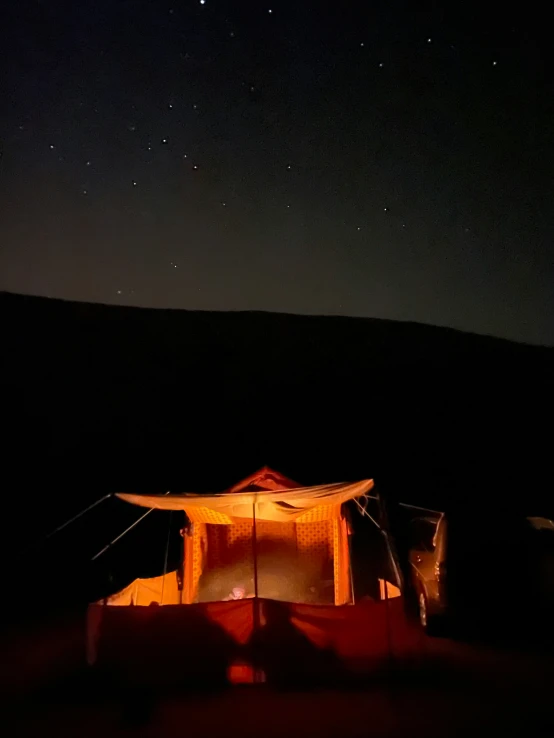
left=224, top=466, right=299, bottom=494
left=117, top=475, right=375, bottom=523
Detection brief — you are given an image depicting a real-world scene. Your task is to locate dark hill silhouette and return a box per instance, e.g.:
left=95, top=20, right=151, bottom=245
left=2, top=290, right=551, bottom=500
left=1, top=290, right=552, bottom=614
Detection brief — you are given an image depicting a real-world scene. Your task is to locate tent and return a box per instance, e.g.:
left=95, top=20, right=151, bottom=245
left=87, top=468, right=410, bottom=684
left=109, top=467, right=375, bottom=606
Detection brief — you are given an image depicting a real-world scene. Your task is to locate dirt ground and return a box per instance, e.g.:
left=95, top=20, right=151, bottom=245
left=5, top=616, right=554, bottom=738
left=7, top=671, right=554, bottom=738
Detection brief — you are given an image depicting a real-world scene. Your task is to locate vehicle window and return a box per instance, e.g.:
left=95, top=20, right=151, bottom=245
left=409, top=518, right=437, bottom=552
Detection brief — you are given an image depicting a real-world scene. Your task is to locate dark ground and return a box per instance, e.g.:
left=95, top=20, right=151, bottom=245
left=4, top=607, right=554, bottom=738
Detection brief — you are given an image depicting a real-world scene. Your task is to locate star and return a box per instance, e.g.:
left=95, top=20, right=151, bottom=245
left=0, top=0, right=547, bottom=348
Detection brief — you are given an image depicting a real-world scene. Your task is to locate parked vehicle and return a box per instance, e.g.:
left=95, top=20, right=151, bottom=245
left=407, top=514, right=447, bottom=634
left=408, top=512, right=554, bottom=636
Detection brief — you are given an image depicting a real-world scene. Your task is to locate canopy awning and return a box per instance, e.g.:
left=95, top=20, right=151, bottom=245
left=117, top=479, right=374, bottom=523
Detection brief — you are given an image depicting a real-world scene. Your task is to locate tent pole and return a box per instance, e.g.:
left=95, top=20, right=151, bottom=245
left=91, top=491, right=171, bottom=561
left=399, top=502, right=444, bottom=515
left=346, top=507, right=356, bottom=604
left=252, top=499, right=261, bottom=683
left=354, top=497, right=403, bottom=589
left=92, top=508, right=155, bottom=561
left=40, top=493, right=112, bottom=545
left=160, top=511, right=172, bottom=604
left=383, top=531, right=403, bottom=590
left=384, top=573, right=393, bottom=664
left=349, top=550, right=356, bottom=604
left=252, top=502, right=259, bottom=599
left=178, top=517, right=185, bottom=605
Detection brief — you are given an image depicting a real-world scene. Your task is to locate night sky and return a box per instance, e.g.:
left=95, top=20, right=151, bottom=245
left=1, top=1, right=552, bottom=345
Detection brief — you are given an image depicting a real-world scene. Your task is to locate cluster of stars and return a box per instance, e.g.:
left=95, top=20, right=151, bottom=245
left=20, top=5, right=503, bottom=307
left=1, top=0, right=547, bottom=347
left=196, top=1, right=273, bottom=10
left=40, top=28, right=501, bottom=225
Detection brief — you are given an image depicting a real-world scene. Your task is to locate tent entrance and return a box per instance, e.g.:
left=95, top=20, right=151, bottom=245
left=196, top=519, right=337, bottom=605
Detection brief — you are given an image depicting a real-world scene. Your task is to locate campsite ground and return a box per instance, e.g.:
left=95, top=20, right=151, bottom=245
left=5, top=615, right=554, bottom=738
left=8, top=652, right=554, bottom=738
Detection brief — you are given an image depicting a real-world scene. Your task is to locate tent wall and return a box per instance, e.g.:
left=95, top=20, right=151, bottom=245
left=333, top=516, right=352, bottom=605
left=296, top=520, right=333, bottom=560
left=87, top=597, right=419, bottom=684
left=102, top=571, right=183, bottom=607
left=105, top=512, right=353, bottom=607
left=185, top=513, right=350, bottom=605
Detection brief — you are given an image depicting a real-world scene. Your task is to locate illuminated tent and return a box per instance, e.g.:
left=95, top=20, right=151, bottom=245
left=87, top=469, right=410, bottom=684
left=106, top=467, right=376, bottom=606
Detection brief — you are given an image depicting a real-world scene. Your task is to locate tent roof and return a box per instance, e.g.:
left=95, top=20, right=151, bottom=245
left=225, top=466, right=299, bottom=494
left=117, top=474, right=374, bottom=523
